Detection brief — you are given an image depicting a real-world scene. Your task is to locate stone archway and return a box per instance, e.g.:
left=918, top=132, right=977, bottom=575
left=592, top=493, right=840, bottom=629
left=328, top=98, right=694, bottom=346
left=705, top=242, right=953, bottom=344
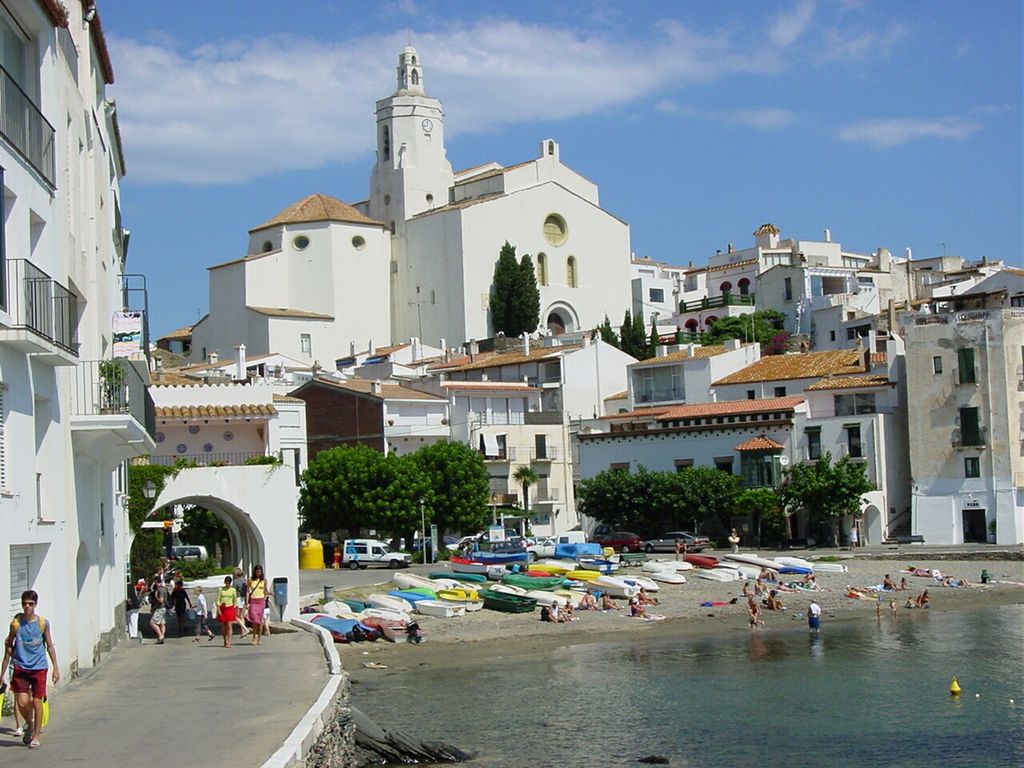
left=544, top=302, right=578, bottom=336
left=151, top=465, right=300, bottom=618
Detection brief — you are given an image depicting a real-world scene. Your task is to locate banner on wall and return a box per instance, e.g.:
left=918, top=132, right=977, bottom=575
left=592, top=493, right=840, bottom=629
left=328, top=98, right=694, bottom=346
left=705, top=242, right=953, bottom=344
left=112, top=311, right=144, bottom=358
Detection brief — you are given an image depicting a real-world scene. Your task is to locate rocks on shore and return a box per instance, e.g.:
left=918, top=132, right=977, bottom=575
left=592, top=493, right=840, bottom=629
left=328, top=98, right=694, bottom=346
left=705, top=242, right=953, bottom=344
left=351, top=706, right=471, bottom=766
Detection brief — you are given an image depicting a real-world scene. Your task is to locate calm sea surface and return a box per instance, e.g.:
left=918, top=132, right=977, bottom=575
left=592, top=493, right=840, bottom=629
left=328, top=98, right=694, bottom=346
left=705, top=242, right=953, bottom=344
left=355, top=605, right=1024, bottom=768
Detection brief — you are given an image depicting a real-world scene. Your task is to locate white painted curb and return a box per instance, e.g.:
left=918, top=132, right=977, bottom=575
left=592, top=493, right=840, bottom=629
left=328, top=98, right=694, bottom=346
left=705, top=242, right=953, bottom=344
left=258, top=618, right=345, bottom=768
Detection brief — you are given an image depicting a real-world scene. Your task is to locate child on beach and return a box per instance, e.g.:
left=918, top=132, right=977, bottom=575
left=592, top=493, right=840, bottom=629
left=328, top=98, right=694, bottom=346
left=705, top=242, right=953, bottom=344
left=747, top=596, right=764, bottom=629
left=889, top=599, right=897, bottom=617
left=192, top=586, right=214, bottom=642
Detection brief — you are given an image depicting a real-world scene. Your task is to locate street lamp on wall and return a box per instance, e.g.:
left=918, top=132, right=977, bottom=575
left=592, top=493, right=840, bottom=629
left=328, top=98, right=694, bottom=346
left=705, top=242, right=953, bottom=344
left=142, top=480, right=157, bottom=500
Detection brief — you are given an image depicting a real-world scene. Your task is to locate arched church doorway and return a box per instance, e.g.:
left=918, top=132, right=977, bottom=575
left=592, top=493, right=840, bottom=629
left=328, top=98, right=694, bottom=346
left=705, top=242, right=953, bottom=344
left=547, top=312, right=566, bottom=335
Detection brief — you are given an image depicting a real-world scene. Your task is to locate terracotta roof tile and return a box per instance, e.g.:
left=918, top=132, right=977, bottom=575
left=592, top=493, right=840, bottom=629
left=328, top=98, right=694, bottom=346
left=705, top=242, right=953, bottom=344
left=713, top=350, right=867, bottom=385
left=149, top=371, right=203, bottom=386
left=804, top=375, right=894, bottom=391
left=373, top=343, right=410, bottom=356
left=633, top=343, right=736, bottom=368
left=250, top=193, right=385, bottom=232
left=705, top=258, right=759, bottom=274
left=429, top=344, right=582, bottom=373
left=735, top=435, right=785, bottom=451
left=247, top=306, right=334, bottom=320
left=657, top=396, right=804, bottom=421
left=604, top=390, right=628, bottom=400
left=754, top=223, right=780, bottom=235
left=272, top=394, right=305, bottom=403
left=300, top=376, right=447, bottom=401
left=155, top=404, right=277, bottom=419
left=599, top=406, right=675, bottom=421
left=159, top=325, right=194, bottom=341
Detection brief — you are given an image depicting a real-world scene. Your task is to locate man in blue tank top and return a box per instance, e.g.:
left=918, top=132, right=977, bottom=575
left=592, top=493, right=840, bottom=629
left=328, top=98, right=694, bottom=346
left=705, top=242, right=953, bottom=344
left=0, top=590, right=59, bottom=749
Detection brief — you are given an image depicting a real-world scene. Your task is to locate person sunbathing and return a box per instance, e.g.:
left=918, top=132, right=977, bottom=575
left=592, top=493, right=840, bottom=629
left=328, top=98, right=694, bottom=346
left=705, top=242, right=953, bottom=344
left=578, top=589, right=598, bottom=610
left=899, top=577, right=909, bottom=591
left=883, top=574, right=898, bottom=591
left=763, top=590, right=785, bottom=611
left=561, top=600, right=575, bottom=621
left=916, top=590, right=930, bottom=608
left=600, top=592, right=618, bottom=611
left=637, top=587, right=658, bottom=606
left=741, top=581, right=753, bottom=597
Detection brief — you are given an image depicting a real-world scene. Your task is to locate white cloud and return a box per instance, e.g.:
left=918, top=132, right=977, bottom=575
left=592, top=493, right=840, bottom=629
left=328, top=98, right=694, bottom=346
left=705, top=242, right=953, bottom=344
left=652, top=101, right=795, bottom=130
left=108, top=20, right=772, bottom=185
left=837, top=116, right=983, bottom=148
left=770, top=0, right=817, bottom=48
left=818, top=21, right=907, bottom=61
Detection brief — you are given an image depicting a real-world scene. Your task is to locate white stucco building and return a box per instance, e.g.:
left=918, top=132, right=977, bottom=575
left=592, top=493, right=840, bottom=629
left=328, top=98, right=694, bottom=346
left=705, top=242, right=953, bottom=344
left=1, top=2, right=154, bottom=679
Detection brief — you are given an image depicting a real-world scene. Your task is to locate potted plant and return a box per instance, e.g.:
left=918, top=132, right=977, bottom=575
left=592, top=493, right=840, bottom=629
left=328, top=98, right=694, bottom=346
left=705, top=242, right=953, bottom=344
left=99, top=359, right=125, bottom=412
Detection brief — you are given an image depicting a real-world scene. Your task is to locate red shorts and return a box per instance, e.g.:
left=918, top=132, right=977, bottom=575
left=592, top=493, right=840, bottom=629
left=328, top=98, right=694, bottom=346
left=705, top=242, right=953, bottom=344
left=11, top=667, right=47, bottom=699
left=218, top=605, right=237, bottom=623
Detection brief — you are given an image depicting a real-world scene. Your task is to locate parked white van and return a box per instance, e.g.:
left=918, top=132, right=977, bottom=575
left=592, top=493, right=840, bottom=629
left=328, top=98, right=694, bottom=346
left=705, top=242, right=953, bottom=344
left=341, top=539, right=411, bottom=570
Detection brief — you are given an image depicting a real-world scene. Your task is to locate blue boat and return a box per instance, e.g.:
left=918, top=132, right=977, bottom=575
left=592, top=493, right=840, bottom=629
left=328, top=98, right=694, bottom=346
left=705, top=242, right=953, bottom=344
left=310, top=616, right=380, bottom=643
left=469, top=550, right=528, bottom=565
left=555, top=542, right=602, bottom=560
left=389, top=589, right=434, bottom=604
left=778, top=565, right=813, bottom=575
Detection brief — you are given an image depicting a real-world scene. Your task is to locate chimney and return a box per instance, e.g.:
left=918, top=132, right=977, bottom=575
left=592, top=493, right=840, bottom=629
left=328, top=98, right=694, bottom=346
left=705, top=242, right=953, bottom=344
left=727, top=243, right=734, bottom=254
left=209, top=351, right=219, bottom=366
left=234, top=344, right=247, bottom=381
left=904, top=247, right=913, bottom=260
left=522, top=332, right=530, bottom=356
left=371, top=380, right=382, bottom=395
left=350, top=341, right=356, bottom=356
left=725, top=338, right=741, bottom=351
left=411, top=336, right=420, bottom=361
left=888, top=298, right=896, bottom=333
left=583, top=334, right=591, bottom=348
left=439, top=337, right=447, bottom=356
left=656, top=344, right=667, bottom=357
left=824, top=228, right=831, bottom=243
left=155, top=357, right=163, bottom=381
left=687, top=344, right=697, bottom=357
left=469, top=339, right=478, bottom=362
left=367, top=339, right=374, bottom=356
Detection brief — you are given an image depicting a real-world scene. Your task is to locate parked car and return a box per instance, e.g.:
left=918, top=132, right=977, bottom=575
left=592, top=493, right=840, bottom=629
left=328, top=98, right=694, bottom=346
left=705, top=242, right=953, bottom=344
left=641, top=531, right=710, bottom=553
left=170, top=544, right=209, bottom=561
left=527, top=537, right=557, bottom=561
left=594, top=531, right=644, bottom=553
left=340, top=539, right=411, bottom=569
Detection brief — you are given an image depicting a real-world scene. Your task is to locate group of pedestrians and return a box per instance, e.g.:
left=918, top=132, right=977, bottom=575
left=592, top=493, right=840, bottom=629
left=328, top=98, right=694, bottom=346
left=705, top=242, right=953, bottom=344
left=213, top=565, right=271, bottom=647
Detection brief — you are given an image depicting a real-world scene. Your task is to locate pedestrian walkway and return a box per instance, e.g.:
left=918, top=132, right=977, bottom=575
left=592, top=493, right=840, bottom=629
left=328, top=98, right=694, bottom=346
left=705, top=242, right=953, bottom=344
left=0, top=625, right=327, bottom=765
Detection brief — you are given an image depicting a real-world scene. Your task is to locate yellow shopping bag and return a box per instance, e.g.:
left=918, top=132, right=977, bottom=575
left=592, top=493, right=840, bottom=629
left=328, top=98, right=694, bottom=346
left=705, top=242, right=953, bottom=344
left=40, top=696, right=49, bottom=728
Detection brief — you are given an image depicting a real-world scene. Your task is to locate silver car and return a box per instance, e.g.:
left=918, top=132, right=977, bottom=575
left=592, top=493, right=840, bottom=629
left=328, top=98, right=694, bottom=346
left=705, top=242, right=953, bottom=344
left=641, top=531, right=709, bottom=553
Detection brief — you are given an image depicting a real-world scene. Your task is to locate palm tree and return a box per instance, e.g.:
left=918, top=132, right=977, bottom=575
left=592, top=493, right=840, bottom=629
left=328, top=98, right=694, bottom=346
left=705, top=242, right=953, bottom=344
left=513, top=465, right=539, bottom=524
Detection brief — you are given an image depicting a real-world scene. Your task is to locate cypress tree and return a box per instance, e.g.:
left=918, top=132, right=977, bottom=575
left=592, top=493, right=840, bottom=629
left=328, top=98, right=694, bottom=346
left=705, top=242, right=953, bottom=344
left=513, top=254, right=541, bottom=336
left=491, top=242, right=520, bottom=336
left=633, top=312, right=649, bottom=358
left=598, top=314, right=619, bottom=348
left=649, top=318, right=661, bottom=358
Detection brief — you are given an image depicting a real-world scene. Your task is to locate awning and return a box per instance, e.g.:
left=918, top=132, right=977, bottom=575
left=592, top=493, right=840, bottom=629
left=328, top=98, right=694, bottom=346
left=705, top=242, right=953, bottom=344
left=482, top=433, right=500, bottom=458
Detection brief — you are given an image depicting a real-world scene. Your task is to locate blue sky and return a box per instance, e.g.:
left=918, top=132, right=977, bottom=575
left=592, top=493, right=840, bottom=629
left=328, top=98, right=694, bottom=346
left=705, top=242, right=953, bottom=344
left=97, top=0, right=1022, bottom=337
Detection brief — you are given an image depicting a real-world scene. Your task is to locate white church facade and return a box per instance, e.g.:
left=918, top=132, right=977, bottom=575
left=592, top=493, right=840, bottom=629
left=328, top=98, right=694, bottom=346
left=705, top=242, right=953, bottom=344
left=188, top=46, right=633, bottom=364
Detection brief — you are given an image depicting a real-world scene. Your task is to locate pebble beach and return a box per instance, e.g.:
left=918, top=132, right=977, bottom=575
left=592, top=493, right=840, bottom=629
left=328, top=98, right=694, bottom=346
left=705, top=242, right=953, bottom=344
left=328, top=555, right=1024, bottom=670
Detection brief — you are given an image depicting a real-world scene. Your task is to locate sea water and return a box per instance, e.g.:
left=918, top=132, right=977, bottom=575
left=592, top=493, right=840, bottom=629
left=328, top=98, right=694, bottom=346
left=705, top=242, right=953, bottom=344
left=355, top=604, right=1024, bottom=768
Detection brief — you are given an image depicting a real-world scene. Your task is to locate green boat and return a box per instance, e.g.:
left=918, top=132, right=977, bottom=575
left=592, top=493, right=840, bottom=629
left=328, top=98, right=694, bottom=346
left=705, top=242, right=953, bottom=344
left=430, top=571, right=487, bottom=584
left=404, top=587, right=437, bottom=597
left=500, top=573, right=565, bottom=591
left=479, top=589, right=538, bottom=613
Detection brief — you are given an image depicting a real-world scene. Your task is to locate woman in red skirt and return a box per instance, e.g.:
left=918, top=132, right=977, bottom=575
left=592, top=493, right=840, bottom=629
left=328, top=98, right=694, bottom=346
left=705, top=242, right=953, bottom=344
left=215, top=576, right=238, bottom=647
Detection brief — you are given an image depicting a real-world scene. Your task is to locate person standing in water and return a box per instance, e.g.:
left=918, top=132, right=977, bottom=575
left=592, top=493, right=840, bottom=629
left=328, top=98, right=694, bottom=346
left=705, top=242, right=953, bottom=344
left=808, top=600, right=822, bottom=633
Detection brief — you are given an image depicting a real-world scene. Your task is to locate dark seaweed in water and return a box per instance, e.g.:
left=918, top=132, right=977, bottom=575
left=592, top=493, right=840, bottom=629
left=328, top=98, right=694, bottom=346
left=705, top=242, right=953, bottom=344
left=352, top=707, right=471, bottom=766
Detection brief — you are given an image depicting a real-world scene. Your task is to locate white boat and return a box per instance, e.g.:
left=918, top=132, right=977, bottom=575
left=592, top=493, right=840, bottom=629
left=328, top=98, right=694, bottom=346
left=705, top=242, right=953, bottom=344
left=643, top=559, right=693, bottom=573
left=648, top=570, right=686, bottom=585
left=362, top=607, right=410, bottom=622
left=534, top=560, right=578, bottom=574
left=393, top=572, right=439, bottom=592
left=367, top=593, right=413, bottom=613
left=588, top=575, right=640, bottom=599
left=415, top=600, right=466, bottom=618
left=774, top=557, right=814, bottom=569
left=808, top=562, right=848, bottom=573
left=695, top=568, right=739, bottom=582
left=578, top=558, right=619, bottom=573
left=428, top=577, right=467, bottom=591
left=490, top=583, right=528, bottom=596
left=525, top=590, right=571, bottom=607
left=551, top=589, right=581, bottom=607
left=441, top=598, right=484, bottom=612
left=732, top=564, right=762, bottom=580
left=621, top=575, right=660, bottom=592
left=722, top=553, right=780, bottom=570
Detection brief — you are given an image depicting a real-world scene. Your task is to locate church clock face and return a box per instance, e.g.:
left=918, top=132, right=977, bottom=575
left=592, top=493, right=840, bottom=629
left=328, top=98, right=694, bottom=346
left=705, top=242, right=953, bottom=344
left=421, top=118, right=434, bottom=133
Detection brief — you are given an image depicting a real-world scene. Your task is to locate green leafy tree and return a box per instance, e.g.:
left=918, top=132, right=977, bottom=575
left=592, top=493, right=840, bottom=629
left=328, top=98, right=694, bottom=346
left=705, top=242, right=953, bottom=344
left=705, top=309, right=787, bottom=350
left=413, top=441, right=490, bottom=535
left=734, top=488, right=784, bottom=545
left=598, top=315, right=619, bottom=348
left=619, top=309, right=646, bottom=359
left=299, top=445, right=391, bottom=536
left=777, top=452, right=873, bottom=547
left=512, top=465, right=539, bottom=521
left=674, top=466, right=741, bottom=530
left=127, top=464, right=176, bottom=581
left=578, top=467, right=649, bottom=531
left=490, top=242, right=540, bottom=337
left=373, top=453, right=432, bottom=549
left=179, top=506, right=230, bottom=556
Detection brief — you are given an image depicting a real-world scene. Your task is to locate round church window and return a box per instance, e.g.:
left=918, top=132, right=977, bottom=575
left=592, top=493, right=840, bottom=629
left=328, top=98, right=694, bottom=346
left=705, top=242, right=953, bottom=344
left=543, top=214, right=567, bottom=246
left=293, top=235, right=310, bottom=251
left=352, top=236, right=366, bottom=250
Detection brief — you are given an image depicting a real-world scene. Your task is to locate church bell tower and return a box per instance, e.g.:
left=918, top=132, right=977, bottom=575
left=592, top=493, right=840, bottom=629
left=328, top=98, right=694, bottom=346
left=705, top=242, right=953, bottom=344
left=369, top=47, right=453, bottom=229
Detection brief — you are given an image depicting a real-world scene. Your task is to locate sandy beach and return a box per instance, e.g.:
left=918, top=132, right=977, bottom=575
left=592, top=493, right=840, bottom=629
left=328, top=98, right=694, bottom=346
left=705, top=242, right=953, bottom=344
left=324, top=556, right=1024, bottom=672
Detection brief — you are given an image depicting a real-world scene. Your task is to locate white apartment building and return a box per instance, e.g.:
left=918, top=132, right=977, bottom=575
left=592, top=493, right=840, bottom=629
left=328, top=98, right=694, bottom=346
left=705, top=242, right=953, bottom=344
left=899, top=285, right=1024, bottom=545
left=1, top=2, right=154, bottom=678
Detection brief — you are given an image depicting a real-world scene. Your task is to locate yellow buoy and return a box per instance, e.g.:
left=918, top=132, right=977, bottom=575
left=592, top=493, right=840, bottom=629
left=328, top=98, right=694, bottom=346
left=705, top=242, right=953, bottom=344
left=949, top=677, right=961, bottom=696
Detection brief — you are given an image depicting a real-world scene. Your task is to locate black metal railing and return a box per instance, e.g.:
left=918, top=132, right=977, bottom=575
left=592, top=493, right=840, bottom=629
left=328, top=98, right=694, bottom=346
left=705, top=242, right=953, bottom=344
left=4, top=258, right=78, bottom=354
left=679, top=293, right=755, bottom=313
left=0, top=65, right=56, bottom=186
left=149, top=451, right=266, bottom=467
left=70, top=358, right=152, bottom=431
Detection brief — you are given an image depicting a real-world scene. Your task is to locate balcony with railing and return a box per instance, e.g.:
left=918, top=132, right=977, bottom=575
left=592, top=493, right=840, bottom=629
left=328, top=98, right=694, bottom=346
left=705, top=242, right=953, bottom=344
left=524, top=410, right=564, bottom=425
left=0, top=258, right=79, bottom=363
left=679, top=293, right=755, bottom=313
left=149, top=451, right=266, bottom=467
left=69, top=358, right=156, bottom=461
left=532, top=487, right=560, bottom=503
left=0, top=65, right=56, bottom=186
left=529, top=446, right=560, bottom=462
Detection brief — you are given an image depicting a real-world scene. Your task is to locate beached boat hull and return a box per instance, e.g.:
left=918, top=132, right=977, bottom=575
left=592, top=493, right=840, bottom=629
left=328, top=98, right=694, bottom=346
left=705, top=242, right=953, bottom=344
left=440, top=598, right=484, bottom=612
left=502, top=573, right=565, bottom=591
left=393, top=572, right=441, bottom=592
left=533, top=561, right=578, bottom=574
left=695, top=569, right=739, bottom=582
left=490, top=583, right=528, bottom=596
left=809, top=562, right=848, bottom=573
left=643, top=560, right=693, bottom=574
left=732, top=564, right=762, bottom=579
left=436, top=587, right=479, bottom=602
left=469, top=550, right=529, bottom=565
left=360, top=615, right=409, bottom=643
left=578, top=558, right=618, bottom=574
left=367, top=594, right=413, bottom=613
left=684, top=554, right=720, bottom=569
left=722, top=553, right=779, bottom=570
left=430, top=571, right=488, bottom=584
left=587, top=575, right=640, bottom=599
left=479, top=589, right=538, bottom=613
left=363, top=607, right=409, bottom=622
left=621, top=575, right=660, bottom=592
left=389, top=589, right=434, bottom=604
left=415, top=600, right=466, bottom=618
left=449, top=557, right=507, bottom=579
left=648, top=570, right=686, bottom=585
left=524, top=590, right=571, bottom=607
left=564, top=570, right=603, bottom=582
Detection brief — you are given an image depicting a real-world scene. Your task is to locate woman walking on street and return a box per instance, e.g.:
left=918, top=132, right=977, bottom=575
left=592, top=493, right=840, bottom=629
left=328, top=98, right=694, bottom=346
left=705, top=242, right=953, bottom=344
left=215, top=576, right=238, bottom=648
left=246, top=565, right=269, bottom=646
left=192, top=586, right=214, bottom=642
